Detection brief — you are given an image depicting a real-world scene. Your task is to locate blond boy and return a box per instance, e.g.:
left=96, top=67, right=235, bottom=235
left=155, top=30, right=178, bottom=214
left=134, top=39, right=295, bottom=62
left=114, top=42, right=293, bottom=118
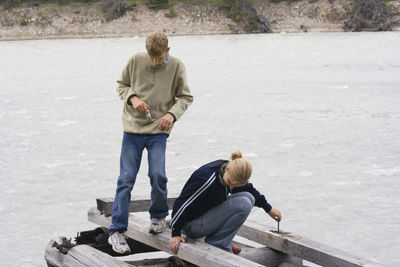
left=108, top=32, right=193, bottom=254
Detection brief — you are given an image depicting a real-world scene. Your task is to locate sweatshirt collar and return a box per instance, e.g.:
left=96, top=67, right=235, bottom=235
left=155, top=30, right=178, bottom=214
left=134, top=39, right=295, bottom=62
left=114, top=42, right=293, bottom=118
left=164, top=51, right=169, bottom=63
left=150, top=51, right=169, bottom=69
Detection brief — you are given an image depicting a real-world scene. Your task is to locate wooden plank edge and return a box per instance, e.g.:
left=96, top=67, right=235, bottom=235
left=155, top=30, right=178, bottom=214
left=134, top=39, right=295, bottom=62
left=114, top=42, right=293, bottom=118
left=237, top=221, right=382, bottom=267
left=96, top=196, right=178, bottom=216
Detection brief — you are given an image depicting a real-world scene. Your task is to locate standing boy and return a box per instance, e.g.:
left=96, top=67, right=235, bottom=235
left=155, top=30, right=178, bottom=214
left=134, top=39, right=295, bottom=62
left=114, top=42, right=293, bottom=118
left=108, top=32, right=193, bottom=254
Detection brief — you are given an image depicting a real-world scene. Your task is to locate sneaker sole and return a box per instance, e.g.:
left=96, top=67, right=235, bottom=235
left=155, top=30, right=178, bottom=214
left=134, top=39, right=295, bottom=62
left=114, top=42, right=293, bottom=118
left=111, top=244, right=131, bottom=254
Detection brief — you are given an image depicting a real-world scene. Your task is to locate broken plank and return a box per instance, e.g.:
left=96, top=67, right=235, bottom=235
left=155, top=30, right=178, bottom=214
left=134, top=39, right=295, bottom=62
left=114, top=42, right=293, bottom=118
left=44, top=238, right=133, bottom=267
left=88, top=207, right=264, bottom=267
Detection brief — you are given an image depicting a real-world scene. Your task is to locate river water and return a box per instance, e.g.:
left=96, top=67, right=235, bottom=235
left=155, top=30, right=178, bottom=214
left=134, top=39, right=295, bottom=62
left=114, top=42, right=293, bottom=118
left=1, top=32, right=399, bottom=266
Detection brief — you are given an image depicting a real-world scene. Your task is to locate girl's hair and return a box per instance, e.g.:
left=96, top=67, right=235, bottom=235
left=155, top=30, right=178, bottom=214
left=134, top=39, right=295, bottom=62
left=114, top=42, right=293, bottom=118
left=229, top=151, right=252, bottom=185
left=145, top=32, right=168, bottom=57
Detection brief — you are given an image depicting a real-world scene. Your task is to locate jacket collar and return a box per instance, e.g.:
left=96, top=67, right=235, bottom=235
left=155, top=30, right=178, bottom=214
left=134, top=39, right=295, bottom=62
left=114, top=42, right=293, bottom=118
left=149, top=51, right=169, bottom=69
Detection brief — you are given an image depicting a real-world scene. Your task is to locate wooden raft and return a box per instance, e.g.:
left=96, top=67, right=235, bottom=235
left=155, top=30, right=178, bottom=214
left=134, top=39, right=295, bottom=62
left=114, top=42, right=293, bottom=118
left=45, top=196, right=381, bottom=267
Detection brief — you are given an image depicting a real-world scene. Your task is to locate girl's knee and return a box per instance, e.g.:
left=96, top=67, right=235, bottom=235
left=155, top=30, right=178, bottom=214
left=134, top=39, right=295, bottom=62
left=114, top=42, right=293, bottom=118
left=243, top=192, right=255, bottom=206
left=233, top=192, right=255, bottom=206
left=241, top=197, right=254, bottom=213
left=231, top=195, right=254, bottom=215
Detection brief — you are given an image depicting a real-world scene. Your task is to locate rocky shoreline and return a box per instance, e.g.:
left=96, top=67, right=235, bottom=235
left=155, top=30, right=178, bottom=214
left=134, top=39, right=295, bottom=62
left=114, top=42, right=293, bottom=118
left=1, top=0, right=399, bottom=41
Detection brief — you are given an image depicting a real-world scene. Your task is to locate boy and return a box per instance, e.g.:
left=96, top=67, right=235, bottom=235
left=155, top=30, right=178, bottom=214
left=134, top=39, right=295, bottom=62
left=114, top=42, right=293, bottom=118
left=108, top=32, right=193, bottom=254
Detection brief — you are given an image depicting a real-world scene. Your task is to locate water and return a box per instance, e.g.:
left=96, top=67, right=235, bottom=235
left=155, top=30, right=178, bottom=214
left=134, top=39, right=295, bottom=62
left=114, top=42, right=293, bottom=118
left=1, top=32, right=399, bottom=266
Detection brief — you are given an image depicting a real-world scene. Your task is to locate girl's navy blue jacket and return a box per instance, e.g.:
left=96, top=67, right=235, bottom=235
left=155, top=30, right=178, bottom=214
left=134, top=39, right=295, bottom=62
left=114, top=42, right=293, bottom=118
left=170, top=159, right=272, bottom=237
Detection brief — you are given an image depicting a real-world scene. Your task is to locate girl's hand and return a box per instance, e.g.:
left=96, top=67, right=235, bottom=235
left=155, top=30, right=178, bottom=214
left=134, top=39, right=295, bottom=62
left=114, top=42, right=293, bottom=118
left=268, top=207, right=282, bottom=222
left=170, top=236, right=186, bottom=254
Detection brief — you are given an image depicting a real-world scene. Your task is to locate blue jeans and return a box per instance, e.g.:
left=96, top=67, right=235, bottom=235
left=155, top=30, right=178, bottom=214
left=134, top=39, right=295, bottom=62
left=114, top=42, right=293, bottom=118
left=108, top=133, right=169, bottom=233
left=183, top=192, right=255, bottom=252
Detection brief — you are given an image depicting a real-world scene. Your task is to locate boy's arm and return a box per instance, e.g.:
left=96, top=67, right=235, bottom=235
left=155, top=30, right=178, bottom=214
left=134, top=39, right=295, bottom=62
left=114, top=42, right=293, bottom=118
left=168, top=63, right=193, bottom=121
left=116, top=57, right=136, bottom=105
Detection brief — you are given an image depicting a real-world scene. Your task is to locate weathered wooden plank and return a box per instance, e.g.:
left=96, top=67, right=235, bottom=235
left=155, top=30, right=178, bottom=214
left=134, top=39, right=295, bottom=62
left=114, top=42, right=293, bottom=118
left=237, top=221, right=381, bottom=267
left=44, top=238, right=134, bottom=267
left=45, top=239, right=67, bottom=267
left=97, top=196, right=178, bottom=216
left=239, top=247, right=303, bottom=266
left=88, top=207, right=264, bottom=267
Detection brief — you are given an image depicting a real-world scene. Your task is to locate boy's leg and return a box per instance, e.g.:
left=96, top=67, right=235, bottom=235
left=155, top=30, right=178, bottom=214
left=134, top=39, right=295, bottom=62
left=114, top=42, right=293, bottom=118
left=183, top=192, right=255, bottom=252
left=146, top=134, right=169, bottom=220
left=109, top=133, right=144, bottom=233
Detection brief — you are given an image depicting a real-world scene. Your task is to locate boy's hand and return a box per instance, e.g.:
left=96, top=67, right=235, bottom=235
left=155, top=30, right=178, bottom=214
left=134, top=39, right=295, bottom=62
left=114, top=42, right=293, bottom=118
left=159, top=113, right=174, bottom=131
left=170, top=236, right=185, bottom=254
left=268, top=207, right=282, bottom=222
left=130, top=96, right=149, bottom=112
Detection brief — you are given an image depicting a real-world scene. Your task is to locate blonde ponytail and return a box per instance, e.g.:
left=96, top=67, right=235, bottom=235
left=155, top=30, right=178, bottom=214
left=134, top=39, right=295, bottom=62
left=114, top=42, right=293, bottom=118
left=231, top=151, right=242, bottom=161
left=228, top=151, right=252, bottom=185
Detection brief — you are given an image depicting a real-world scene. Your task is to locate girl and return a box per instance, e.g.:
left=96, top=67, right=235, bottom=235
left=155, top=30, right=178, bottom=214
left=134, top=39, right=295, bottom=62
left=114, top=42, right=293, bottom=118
left=169, top=151, right=281, bottom=254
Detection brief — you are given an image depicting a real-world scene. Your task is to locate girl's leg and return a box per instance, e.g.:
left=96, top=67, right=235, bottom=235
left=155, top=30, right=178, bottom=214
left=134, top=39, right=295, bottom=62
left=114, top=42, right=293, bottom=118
left=183, top=192, right=255, bottom=252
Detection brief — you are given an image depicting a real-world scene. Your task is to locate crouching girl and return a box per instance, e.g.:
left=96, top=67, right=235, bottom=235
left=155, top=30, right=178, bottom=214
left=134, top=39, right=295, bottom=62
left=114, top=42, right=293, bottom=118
left=169, top=151, right=281, bottom=254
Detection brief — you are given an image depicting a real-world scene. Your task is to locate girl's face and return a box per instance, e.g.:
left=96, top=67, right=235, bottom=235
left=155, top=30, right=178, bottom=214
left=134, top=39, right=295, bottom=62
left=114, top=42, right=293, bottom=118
left=223, top=165, right=242, bottom=190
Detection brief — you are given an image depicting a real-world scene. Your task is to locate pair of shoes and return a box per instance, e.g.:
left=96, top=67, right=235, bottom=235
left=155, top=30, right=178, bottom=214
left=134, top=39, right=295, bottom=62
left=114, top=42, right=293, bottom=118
left=232, top=244, right=241, bottom=255
left=148, top=217, right=166, bottom=234
left=108, top=231, right=131, bottom=254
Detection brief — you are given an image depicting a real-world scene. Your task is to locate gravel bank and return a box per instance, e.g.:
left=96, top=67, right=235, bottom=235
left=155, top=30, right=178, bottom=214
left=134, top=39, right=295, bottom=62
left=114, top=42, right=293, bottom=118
left=1, top=0, right=399, bottom=41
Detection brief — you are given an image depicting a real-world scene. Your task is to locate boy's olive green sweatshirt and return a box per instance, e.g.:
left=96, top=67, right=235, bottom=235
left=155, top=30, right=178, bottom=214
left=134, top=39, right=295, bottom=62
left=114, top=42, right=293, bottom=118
left=116, top=52, right=193, bottom=135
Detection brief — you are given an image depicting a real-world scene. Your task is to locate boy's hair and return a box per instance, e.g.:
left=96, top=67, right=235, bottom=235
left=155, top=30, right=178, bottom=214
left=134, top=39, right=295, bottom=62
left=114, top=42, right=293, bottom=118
left=146, top=32, right=168, bottom=57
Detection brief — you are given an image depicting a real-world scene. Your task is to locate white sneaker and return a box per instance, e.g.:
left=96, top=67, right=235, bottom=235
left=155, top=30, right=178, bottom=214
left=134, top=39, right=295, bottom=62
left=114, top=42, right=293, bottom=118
left=108, top=231, right=131, bottom=254
left=148, top=218, right=166, bottom=234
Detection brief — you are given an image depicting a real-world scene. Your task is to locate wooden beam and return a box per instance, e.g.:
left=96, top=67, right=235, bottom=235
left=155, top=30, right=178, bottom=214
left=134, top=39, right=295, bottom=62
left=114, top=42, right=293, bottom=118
left=44, top=238, right=133, bottom=267
left=88, top=207, right=264, bottom=267
left=237, top=221, right=381, bottom=267
left=96, top=196, right=177, bottom=216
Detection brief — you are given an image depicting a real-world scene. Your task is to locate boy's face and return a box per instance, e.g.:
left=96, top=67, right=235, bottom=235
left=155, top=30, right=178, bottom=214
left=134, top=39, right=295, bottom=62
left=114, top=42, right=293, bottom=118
left=149, top=47, right=170, bottom=65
